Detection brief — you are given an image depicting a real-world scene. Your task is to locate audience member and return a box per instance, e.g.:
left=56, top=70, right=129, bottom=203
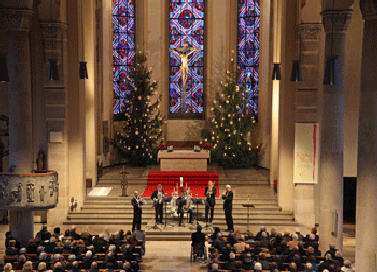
left=269, top=262, right=278, bottom=272
left=210, top=248, right=220, bottom=263
left=289, top=262, right=298, bottom=272
left=211, top=227, right=221, bottom=244
left=211, top=262, right=219, bottom=271
left=305, top=228, right=319, bottom=242
left=261, top=232, right=270, bottom=248
left=334, top=250, right=344, bottom=267
left=295, top=228, right=304, bottom=241
left=37, top=262, right=47, bottom=272
left=70, top=226, right=81, bottom=241
left=288, top=234, right=299, bottom=249
left=305, top=263, right=314, bottom=272
left=26, top=239, right=38, bottom=254
left=324, top=243, right=337, bottom=258
left=80, top=229, right=92, bottom=247
left=307, top=255, right=319, bottom=271
left=227, top=233, right=237, bottom=247
left=45, top=237, right=57, bottom=254
left=233, top=261, right=245, bottom=272
left=21, top=261, right=33, bottom=272
left=318, top=254, right=334, bottom=272
left=93, top=234, right=107, bottom=253
left=4, top=263, right=13, bottom=272
left=226, top=252, right=236, bottom=270
left=103, top=227, right=111, bottom=241
left=6, top=240, right=18, bottom=256
left=191, top=225, right=206, bottom=249
left=88, top=262, right=99, bottom=272
left=283, top=229, right=292, bottom=242
left=340, top=260, right=355, bottom=272
left=242, top=253, right=254, bottom=270
left=255, top=227, right=268, bottom=241
left=254, top=262, right=263, bottom=272
left=233, top=235, right=246, bottom=254
left=259, top=252, right=270, bottom=270
left=36, top=226, right=51, bottom=243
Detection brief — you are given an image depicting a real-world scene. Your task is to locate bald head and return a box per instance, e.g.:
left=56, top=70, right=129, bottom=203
left=134, top=191, right=138, bottom=197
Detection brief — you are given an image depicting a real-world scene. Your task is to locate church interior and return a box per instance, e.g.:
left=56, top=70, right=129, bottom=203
left=0, top=0, right=376, bottom=271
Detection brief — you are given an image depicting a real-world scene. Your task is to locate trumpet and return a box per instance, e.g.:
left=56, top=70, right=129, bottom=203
left=137, top=197, right=147, bottom=207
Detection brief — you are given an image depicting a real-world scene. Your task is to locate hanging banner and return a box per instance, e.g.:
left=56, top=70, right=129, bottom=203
left=294, top=123, right=319, bottom=184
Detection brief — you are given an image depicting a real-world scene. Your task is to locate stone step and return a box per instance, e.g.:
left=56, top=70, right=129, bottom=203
left=66, top=213, right=294, bottom=220
left=80, top=206, right=281, bottom=212
left=83, top=199, right=278, bottom=205
left=63, top=219, right=298, bottom=226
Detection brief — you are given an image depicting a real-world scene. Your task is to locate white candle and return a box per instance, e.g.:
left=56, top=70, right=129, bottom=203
left=180, top=177, right=183, bottom=187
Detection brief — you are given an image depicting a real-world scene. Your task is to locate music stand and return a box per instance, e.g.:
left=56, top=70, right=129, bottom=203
left=146, top=199, right=163, bottom=232
left=189, top=197, right=203, bottom=230
left=242, top=203, right=255, bottom=233
left=163, top=197, right=176, bottom=228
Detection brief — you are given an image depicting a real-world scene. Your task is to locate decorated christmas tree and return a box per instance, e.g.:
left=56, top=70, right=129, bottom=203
left=115, top=52, right=164, bottom=166
left=202, top=61, right=256, bottom=169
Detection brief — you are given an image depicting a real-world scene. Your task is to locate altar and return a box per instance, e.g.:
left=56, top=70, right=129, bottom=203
left=157, top=150, right=210, bottom=171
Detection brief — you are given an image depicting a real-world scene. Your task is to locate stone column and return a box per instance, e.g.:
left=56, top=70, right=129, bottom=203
left=1, top=7, right=35, bottom=246
left=319, top=9, right=352, bottom=253
left=2, top=8, right=34, bottom=173
left=355, top=1, right=377, bottom=270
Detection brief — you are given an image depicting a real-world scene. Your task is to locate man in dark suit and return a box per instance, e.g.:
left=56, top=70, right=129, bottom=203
left=131, top=191, right=144, bottom=232
left=222, top=185, right=234, bottom=232
left=204, top=180, right=217, bottom=223
left=150, top=184, right=165, bottom=225
left=191, top=225, right=206, bottom=247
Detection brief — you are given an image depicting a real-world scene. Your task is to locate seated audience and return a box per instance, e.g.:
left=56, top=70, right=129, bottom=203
left=4, top=263, right=13, bottom=272
left=103, top=227, right=111, bottom=241
left=53, top=262, right=65, bottom=272
left=26, top=239, right=38, bottom=254
left=334, top=250, right=344, bottom=267
left=35, top=252, right=48, bottom=270
left=283, top=229, right=292, bottom=242
left=260, top=232, right=270, bottom=248
left=16, top=255, right=27, bottom=270
left=6, top=240, right=18, bottom=256
left=259, top=252, right=270, bottom=270
left=226, top=252, right=236, bottom=270
left=191, top=225, right=206, bottom=249
left=36, top=225, right=51, bottom=243
left=269, top=262, right=278, bottom=272
left=305, top=263, right=314, bottom=272
left=255, top=227, right=269, bottom=241
left=318, top=254, right=334, bottom=272
left=254, top=241, right=262, bottom=255
left=305, top=227, right=319, bottom=242
left=233, top=261, right=245, bottom=272
left=289, top=262, right=298, bottom=272
left=211, top=262, right=219, bottom=272
left=209, top=248, right=220, bottom=263
left=242, top=253, right=254, bottom=270
left=313, top=241, right=321, bottom=256
left=71, top=226, right=81, bottom=241
left=340, top=260, right=355, bottom=272
left=81, top=229, right=92, bottom=247
left=288, top=234, right=299, bottom=250
left=270, top=228, right=277, bottom=240
left=324, top=243, right=337, bottom=258
left=62, top=240, right=72, bottom=255
left=217, top=233, right=227, bottom=248
left=211, top=227, right=221, bottom=244
left=45, top=237, right=57, bottom=254
left=307, top=255, right=319, bottom=271
left=88, top=262, right=99, bottom=272
left=220, top=244, right=232, bottom=262
left=295, top=228, right=304, bottom=241
left=233, top=235, right=246, bottom=254
left=37, top=262, right=47, bottom=272
left=21, top=261, right=33, bottom=272
left=254, top=262, right=263, bottom=272
left=70, top=261, right=80, bottom=272
left=292, top=254, right=304, bottom=271
left=93, top=234, right=107, bottom=253
left=227, top=233, right=237, bottom=247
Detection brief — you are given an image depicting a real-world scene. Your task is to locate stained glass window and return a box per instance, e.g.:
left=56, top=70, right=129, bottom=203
left=169, top=0, right=205, bottom=115
left=113, top=0, right=135, bottom=116
left=237, top=0, right=260, bottom=116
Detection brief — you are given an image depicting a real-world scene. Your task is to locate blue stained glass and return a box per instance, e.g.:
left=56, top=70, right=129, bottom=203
left=238, top=0, right=260, bottom=116
left=113, top=0, right=135, bottom=115
left=169, top=0, right=205, bottom=114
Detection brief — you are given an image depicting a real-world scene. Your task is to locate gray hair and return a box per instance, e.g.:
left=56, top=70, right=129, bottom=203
left=23, top=261, right=33, bottom=271
left=325, top=254, right=332, bottom=260
left=39, top=252, right=47, bottom=261
left=86, top=250, right=93, bottom=258
left=254, top=262, right=262, bottom=271
left=292, top=234, right=298, bottom=241
left=91, top=262, right=97, bottom=269
left=211, top=263, right=219, bottom=271
left=19, top=248, right=27, bottom=255
left=344, top=260, right=352, bottom=268
left=68, top=254, right=76, bottom=262
left=123, top=262, right=130, bottom=270
left=49, top=237, right=55, bottom=243
left=37, top=262, right=46, bottom=271
left=305, top=262, right=313, bottom=272
left=262, top=232, right=268, bottom=238
left=4, top=263, right=12, bottom=272
left=289, top=262, right=297, bottom=270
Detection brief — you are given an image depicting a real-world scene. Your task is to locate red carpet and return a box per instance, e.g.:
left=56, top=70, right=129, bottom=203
left=142, top=171, right=219, bottom=198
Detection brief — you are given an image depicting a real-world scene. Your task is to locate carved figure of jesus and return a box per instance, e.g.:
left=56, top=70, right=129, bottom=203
left=170, top=42, right=201, bottom=90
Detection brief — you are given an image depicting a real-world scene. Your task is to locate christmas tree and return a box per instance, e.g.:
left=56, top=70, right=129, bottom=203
left=202, top=61, right=256, bottom=169
left=115, top=52, right=164, bottom=166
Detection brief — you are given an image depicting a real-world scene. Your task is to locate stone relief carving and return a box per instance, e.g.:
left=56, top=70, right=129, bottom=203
left=26, top=184, right=35, bottom=202
left=360, top=0, right=377, bottom=18
left=299, top=24, right=322, bottom=41
left=40, top=186, right=46, bottom=202
left=322, top=10, right=353, bottom=34
left=0, top=9, right=33, bottom=32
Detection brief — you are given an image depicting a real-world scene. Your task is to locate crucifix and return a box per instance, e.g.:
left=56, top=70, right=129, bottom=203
left=170, top=41, right=201, bottom=113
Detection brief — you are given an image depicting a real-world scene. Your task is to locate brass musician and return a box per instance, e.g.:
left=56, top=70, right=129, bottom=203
left=205, top=180, right=217, bottom=223
left=176, top=190, right=193, bottom=226
left=151, top=184, right=165, bottom=225
left=131, top=191, right=147, bottom=232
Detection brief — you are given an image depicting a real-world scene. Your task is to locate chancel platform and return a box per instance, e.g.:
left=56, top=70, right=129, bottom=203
left=157, top=150, right=210, bottom=171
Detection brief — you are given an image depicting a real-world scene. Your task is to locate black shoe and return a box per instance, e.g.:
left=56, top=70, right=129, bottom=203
left=179, top=223, right=181, bottom=226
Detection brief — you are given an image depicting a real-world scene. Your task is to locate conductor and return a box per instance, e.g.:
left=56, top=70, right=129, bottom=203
left=151, top=184, right=165, bottom=225
left=204, top=180, right=217, bottom=223
left=222, top=185, right=234, bottom=233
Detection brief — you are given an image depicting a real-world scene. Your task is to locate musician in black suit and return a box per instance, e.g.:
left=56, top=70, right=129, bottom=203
left=222, top=185, right=234, bottom=233
left=151, top=184, right=165, bottom=225
left=176, top=191, right=193, bottom=226
left=205, top=180, right=217, bottom=223
left=131, top=191, right=145, bottom=232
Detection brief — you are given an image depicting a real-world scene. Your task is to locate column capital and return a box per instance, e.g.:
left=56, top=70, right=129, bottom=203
left=40, top=22, right=68, bottom=41
left=360, top=0, right=377, bottom=19
left=321, top=9, right=353, bottom=34
left=299, top=23, right=322, bottom=41
left=0, top=9, right=33, bottom=32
